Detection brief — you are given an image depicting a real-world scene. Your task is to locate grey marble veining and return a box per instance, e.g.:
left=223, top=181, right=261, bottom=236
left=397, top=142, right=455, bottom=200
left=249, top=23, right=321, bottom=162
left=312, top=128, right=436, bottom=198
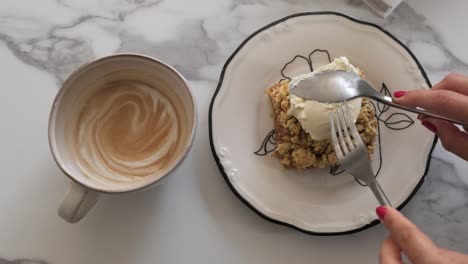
left=0, top=1, right=466, bottom=84
left=0, top=258, right=47, bottom=264
left=384, top=3, right=468, bottom=73
left=403, top=153, right=468, bottom=252
left=0, top=0, right=467, bottom=263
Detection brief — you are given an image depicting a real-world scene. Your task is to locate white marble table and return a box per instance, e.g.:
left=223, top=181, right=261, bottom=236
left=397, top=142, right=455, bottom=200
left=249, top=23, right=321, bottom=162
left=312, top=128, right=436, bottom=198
left=0, top=0, right=467, bottom=263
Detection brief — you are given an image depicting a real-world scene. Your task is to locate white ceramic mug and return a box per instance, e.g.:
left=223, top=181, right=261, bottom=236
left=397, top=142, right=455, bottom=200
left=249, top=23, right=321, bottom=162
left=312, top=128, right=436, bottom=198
left=48, top=54, right=197, bottom=223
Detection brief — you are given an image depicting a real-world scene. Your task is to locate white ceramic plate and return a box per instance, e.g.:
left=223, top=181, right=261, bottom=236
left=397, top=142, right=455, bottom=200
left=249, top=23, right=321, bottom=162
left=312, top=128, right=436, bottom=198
left=209, top=12, right=437, bottom=235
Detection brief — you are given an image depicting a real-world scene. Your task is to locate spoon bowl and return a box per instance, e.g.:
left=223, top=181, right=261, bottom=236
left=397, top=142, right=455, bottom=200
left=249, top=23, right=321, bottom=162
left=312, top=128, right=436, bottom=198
left=290, top=70, right=468, bottom=126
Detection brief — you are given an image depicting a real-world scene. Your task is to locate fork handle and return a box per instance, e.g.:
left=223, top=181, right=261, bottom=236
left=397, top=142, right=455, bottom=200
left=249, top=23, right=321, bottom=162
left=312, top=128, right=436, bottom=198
left=368, top=180, right=392, bottom=206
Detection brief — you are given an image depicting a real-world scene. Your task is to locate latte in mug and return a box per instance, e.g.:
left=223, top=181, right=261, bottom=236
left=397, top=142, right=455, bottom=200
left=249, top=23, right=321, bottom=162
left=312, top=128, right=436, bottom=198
left=49, top=54, right=196, bottom=223
left=72, top=79, right=182, bottom=184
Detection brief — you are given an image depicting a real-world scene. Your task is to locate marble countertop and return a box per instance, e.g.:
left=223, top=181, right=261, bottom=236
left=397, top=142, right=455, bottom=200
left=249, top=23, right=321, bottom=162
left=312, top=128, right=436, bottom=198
left=1, top=0, right=467, bottom=263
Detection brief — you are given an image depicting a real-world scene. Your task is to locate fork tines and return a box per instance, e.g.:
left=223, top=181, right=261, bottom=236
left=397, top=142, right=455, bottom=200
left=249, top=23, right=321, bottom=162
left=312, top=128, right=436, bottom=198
left=329, top=102, right=364, bottom=160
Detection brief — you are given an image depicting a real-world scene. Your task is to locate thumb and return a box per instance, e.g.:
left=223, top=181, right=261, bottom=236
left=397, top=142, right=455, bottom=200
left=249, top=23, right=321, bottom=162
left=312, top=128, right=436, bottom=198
left=376, top=206, right=440, bottom=264
left=421, top=117, right=468, bottom=161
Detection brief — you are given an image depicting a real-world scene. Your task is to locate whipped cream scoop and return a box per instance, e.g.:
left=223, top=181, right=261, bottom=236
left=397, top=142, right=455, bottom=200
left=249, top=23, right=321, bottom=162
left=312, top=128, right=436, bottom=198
left=288, top=57, right=362, bottom=140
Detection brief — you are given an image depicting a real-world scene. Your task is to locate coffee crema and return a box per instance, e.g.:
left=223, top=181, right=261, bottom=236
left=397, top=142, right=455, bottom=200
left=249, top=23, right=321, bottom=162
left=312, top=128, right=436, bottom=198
left=73, top=80, right=180, bottom=184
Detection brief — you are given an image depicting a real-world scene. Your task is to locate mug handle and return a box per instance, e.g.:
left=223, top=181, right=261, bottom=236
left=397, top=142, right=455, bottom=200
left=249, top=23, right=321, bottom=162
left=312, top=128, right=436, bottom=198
left=58, top=181, right=100, bottom=223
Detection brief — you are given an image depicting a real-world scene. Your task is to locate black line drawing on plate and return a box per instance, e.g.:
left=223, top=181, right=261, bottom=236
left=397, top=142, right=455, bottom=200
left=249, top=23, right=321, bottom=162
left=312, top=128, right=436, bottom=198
left=254, top=129, right=276, bottom=156
left=255, top=49, right=415, bottom=186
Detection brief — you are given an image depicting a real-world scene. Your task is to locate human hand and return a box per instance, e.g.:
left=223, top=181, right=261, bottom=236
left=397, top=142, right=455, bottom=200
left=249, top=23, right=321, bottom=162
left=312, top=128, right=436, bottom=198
left=393, top=73, right=468, bottom=160
left=377, top=206, right=468, bottom=264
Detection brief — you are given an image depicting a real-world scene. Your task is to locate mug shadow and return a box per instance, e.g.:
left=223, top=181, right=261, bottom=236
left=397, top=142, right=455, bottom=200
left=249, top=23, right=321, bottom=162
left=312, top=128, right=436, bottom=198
left=41, top=160, right=167, bottom=263
left=78, top=182, right=167, bottom=263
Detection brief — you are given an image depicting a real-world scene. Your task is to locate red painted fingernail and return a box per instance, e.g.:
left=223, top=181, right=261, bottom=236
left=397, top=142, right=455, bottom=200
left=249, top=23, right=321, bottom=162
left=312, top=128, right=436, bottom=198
left=394, top=91, right=407, bottom=98
left=376, top=206, right=387, bottom=219
left=421, top=121, right=437, bottom=133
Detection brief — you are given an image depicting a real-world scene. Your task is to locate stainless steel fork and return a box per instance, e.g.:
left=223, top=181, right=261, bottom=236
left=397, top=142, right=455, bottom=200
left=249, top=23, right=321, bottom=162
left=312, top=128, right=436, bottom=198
left=330, top=103, right=391, bottom=206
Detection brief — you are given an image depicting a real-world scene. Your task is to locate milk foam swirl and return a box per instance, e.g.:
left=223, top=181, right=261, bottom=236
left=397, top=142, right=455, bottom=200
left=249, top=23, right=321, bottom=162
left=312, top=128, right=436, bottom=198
left=74, top=81, right=179, bottom=183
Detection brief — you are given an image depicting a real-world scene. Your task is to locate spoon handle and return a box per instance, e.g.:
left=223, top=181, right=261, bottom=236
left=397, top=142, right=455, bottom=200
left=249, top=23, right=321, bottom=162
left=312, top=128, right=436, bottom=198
left=372, top=95, right=468, bottom=126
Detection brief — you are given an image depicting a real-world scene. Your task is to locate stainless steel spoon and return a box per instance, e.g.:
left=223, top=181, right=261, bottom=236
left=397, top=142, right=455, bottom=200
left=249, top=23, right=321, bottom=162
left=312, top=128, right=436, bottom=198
left=289, top=70, right=468, bottom=126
